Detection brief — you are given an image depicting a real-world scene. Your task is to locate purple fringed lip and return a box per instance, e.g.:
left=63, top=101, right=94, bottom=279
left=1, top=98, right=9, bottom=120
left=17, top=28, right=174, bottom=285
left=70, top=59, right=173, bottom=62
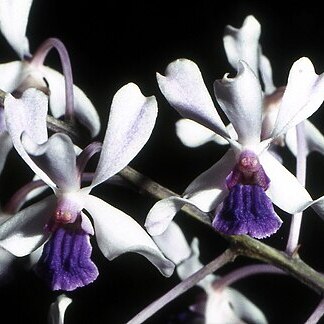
left=212, top=184, right=282, bottom=239
left=36, top=227, right=99, bottom=291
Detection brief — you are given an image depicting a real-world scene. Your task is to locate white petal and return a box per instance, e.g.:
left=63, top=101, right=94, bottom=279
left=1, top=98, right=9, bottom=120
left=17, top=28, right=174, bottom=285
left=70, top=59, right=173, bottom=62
left=4, top=89, right=56, bottom=187
left=259, top=52, right=276, bottom=94
left=175, top=118, right=220, bottom=147
left=183, top=149, right=236, bottom=212
left=0, top=247, right=15, bottom=281
left=285, top=120, right=324, bottom=156
left=22, top=133, right=79, bottom=191
left=5, top=89, right=48, bottom=142
left=205, top=288, right=267, bottom=324
left=90, top=83, right=157, bottom=188
left=311, top=196, right=324, bottom=221
left=152, top=221, right=191, bottom=265
left=0, top=196, right=56, bottom=257
left=176, top=119, right=237, bottom=147
left=272, top=57, right=324, bottom=138
left=0, top=0, right=32, bottom=58
left=41, top=66, right=101, bottom=137
left=284, top=126, right=299, bottom=157
left=80, top=212, right=94, bottom=235
left=145, top=152, right=235, bottom=236
left=224, top=123, right=239, bottom=142
left=0, top=61, right=24, bottom=91
left=260, top=151, right=313, bottom=214
left=145, top=196, right=192, bottom=236
left=223, top=15, right=261, bottom=77
left=227, top=288, right=267, bottom=323
left=214, top=61, right=263, bottom=145
left=177, top=237, right=217, bottom=290
left=157, top=58, right=229, bottom=138
left=0, top=132, right=12, bottom=174
left=48, top=294, right=72, bottom=324
left=205, top=288, right=246, bottom=324
left=84, top=195, right=175, bottom=277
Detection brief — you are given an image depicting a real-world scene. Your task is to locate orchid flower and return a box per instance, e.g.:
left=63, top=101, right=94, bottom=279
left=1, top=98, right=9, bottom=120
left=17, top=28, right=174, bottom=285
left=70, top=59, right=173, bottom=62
left=154, top=221, right=267, bottom=323
left=175, top=15, right=324, bottom=158
left=145, top=56, right=324, bottom=239
left=0, top=0, right=100, bottom=138
left=48, top=294, right=72, bottom=324
left=0, top=85, right=175, bottom=291
left=178, top=239, right=267, bottom=324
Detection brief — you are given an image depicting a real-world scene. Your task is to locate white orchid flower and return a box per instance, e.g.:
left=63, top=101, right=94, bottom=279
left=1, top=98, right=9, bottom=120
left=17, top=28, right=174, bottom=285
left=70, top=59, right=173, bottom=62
left=0, top=84, right=174, bottom=291
left=0, top=0, right=100, bottom=138
left=179, top=238, right=268, bottom=324
left=145, top=56, right=324, bottom=238
left=154, top=223, right=267, bottom=324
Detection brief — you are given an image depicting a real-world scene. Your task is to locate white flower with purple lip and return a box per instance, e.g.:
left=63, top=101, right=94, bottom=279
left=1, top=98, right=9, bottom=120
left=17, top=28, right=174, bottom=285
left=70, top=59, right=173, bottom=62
left=178, top=238, right=267, bottom=324
left=0, top=84, right=175, bottom=291
left=153, top=222, right=267, bottom=323
left=0, top=0, right=100, bottom=138
left=145, top=56, right=324, bottom=239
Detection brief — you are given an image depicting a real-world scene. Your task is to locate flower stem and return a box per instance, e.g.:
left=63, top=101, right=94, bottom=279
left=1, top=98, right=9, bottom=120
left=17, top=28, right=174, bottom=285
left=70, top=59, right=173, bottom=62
left=126, top=249, right=236, bottom=324
left=76, top=141, right=102, bottom=175
left=3, top=179, right=47, bottom=214
left=286, top=122, right=307, bottom=255
left=31, top=37, right=75, bottom=121
left=212, top=264, right=284, bottom=291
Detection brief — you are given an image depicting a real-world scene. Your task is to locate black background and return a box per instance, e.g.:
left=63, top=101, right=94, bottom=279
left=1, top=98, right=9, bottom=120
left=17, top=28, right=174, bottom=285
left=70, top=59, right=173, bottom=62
left=1, top=0, right=324, bottom=323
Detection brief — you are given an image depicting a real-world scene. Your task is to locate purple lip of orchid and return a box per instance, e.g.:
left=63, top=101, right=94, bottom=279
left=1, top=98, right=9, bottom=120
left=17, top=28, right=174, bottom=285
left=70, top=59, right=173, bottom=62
left=36, top=224, right=99, bottom=291
left=37, top=196, right=99, bottom=291
left=213, top=150, right=283, bottom=239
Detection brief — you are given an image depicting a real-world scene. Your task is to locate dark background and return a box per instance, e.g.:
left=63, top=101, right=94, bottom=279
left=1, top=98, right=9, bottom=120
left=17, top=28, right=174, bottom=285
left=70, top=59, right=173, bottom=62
left=1, top=0, right=324, bottom=323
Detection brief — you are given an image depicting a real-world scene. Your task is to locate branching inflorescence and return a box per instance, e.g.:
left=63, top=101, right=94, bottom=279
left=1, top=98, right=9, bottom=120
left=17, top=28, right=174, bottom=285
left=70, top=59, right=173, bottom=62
left=1, top=2, right=324, bottom=323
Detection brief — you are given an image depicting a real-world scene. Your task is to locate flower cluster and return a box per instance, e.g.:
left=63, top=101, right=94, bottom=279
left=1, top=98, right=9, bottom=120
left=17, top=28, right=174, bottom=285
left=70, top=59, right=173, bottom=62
left=2, top=2, right=324, bottom=324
